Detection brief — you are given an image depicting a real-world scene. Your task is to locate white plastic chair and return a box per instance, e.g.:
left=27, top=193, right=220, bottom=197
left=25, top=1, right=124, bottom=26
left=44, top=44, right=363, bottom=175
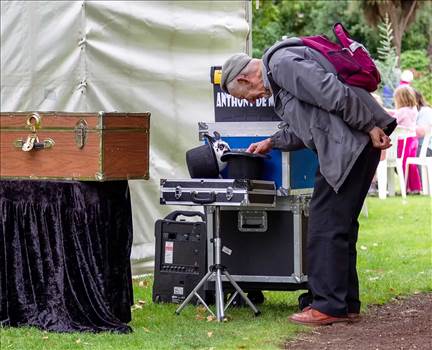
left=376, top=126, right=416, bottom=199
left=405, top=132, right=432, bottom=196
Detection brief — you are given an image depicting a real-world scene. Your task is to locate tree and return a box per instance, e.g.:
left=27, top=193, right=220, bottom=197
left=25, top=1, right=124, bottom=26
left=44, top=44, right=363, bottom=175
left=361, top=0, right=422, bottom=59
left=252, top=0, right=315, bottom=58
left=401, top=1, right=432, bottom=69
left=305, top=1, right=381, bottom=57
left=252, top=0, right=430, bottom=62
left=252, top=1, right=382, bottom=58
left=252, top=0, right=282, bottom=58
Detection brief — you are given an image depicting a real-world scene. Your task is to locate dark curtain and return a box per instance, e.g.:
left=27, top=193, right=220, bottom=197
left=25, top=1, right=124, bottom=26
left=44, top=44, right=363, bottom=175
left=0, top=180, right=134, bottom=333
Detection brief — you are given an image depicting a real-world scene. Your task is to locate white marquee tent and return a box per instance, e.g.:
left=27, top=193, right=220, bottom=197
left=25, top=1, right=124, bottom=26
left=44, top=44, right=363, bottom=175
left=0, top=0, right=251, bottom=274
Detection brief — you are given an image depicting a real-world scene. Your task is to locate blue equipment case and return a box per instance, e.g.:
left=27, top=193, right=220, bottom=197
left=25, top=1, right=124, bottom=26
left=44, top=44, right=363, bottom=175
left=199, top=122, right=318, bottom=195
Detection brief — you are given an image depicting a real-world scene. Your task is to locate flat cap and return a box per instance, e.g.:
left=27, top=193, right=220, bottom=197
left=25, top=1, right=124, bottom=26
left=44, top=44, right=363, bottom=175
left=220, top=53, right=252, bottom=93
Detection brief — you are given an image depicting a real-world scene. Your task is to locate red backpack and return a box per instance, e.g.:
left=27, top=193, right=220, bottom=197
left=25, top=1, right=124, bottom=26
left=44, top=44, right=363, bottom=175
left=301, top=23, right=381, bottom=92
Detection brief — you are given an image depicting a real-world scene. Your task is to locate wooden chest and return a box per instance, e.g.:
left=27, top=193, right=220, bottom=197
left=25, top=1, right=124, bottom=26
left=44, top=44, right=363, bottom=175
left=0, top=112, right=150, bottom=181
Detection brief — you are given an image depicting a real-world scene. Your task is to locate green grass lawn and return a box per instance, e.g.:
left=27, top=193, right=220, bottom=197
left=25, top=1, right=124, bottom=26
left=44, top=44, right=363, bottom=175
left=1, top=196, right=431, bottom=350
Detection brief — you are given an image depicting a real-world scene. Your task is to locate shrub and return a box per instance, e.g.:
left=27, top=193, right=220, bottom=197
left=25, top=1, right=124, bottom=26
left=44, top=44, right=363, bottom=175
left=400, top=50, right=430, bottom=72
left=412, top=72, right=432, bottom=105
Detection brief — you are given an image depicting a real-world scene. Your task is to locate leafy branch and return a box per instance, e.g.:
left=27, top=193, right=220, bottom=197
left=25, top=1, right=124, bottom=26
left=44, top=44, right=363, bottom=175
left=375, top=13, right=400, bottom=91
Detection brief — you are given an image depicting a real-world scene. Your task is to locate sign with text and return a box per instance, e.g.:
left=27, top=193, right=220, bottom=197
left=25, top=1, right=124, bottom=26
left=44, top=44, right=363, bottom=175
left=211, top=66, right=280, bottom=122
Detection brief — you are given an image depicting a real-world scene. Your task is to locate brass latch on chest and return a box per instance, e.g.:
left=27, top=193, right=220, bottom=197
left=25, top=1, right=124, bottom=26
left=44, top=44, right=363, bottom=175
left=14, top=112, right=55, bottom=151
left=74, top=119, right=88, bottom=148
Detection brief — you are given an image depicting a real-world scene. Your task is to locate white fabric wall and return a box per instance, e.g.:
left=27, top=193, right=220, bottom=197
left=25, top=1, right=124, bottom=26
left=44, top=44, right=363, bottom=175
left=0, top=0, right=250, bottom=274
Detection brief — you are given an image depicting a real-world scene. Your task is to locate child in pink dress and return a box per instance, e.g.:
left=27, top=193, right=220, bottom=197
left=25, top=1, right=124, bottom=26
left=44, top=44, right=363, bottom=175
left=392, top=86, right=421, bottom=193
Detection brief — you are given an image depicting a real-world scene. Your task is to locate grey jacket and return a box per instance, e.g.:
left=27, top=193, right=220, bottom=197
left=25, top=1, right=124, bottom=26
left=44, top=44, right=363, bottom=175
left=263, top=38, right=396, bottom=192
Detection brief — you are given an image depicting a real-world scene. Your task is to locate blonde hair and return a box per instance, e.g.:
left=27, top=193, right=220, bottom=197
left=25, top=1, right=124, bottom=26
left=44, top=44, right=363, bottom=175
left=394, top=85, right=417, bottom=109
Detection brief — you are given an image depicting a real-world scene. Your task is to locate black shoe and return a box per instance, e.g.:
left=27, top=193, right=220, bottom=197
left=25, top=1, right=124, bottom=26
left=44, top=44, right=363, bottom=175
left=248, top=291, right=265, bottom=304
left=298, top=291, right=313, bottom=311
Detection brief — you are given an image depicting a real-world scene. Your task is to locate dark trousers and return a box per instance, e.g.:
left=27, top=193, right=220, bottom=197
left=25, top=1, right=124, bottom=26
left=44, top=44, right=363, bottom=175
left=307, top=142, right=381, bottom=316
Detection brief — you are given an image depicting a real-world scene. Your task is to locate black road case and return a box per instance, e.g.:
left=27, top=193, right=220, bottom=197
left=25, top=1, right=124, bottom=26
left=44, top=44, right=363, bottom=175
left=205, top=196, right=309, bottom=292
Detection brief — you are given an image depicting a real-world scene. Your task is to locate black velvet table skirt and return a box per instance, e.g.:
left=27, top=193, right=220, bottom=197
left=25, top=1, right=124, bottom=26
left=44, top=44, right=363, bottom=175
left=0, top=180, right=133, bottom=333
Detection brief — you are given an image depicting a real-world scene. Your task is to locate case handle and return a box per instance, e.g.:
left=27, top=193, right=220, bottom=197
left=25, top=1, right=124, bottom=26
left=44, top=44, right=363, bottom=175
left=191, top=191, right=216, bottom=204
left=14, top=136, right=55, bottom=151
left=238, top=211, right=268, bottom=232
left=164, top=210, right=205, bottom=221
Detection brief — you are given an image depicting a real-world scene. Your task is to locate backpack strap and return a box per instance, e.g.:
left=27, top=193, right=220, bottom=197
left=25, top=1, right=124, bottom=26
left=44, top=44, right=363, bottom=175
left=333, top=23, right=351, bottom=48
left=262, top=38, right=303, bottom=95
left=333, top=22, right=370, bottom=54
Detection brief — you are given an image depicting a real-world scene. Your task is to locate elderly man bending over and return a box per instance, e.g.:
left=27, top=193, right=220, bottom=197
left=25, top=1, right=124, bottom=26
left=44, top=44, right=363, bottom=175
left=220, top=39, right=396, bottom=326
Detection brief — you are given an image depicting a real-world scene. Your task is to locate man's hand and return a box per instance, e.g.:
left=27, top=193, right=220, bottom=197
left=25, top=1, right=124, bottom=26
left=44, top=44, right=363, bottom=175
left=369, top=126, right=391, bottom=149
left=246, top=138, right=273, bottom=154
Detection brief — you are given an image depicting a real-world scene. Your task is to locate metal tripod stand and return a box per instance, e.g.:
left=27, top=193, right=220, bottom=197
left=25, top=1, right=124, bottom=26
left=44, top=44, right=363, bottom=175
left=175, top=206, right=261, bottom=321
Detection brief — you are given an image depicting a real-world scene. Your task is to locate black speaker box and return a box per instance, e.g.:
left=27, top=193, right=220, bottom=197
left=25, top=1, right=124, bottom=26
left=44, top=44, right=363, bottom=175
left=153, top=210, right=207, bottom=304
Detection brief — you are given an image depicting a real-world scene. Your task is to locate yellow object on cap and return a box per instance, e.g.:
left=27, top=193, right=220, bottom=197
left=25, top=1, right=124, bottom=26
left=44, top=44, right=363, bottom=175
left=213, top=69, right=222, bottom=84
